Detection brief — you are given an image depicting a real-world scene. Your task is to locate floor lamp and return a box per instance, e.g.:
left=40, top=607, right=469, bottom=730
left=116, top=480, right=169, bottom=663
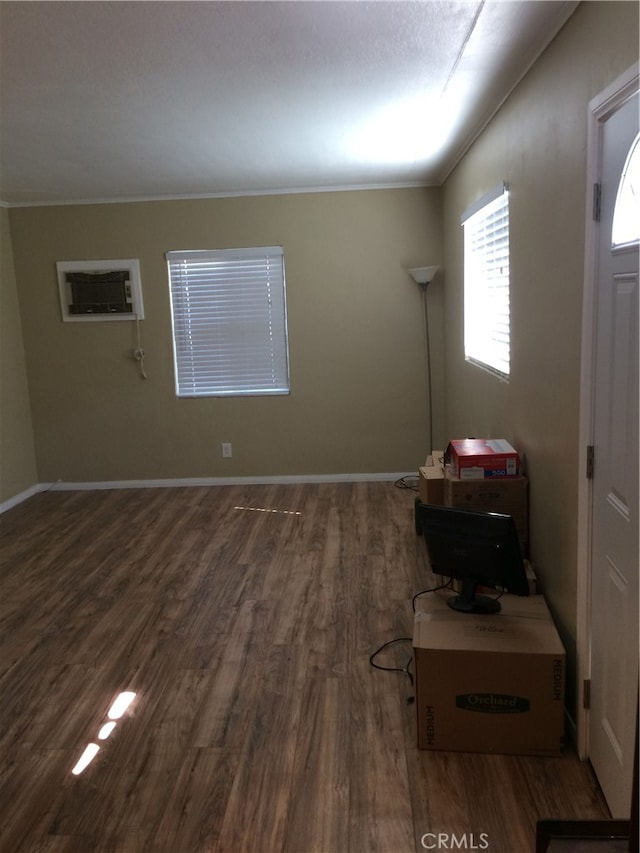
left=408, top=266, right=440, bottom=456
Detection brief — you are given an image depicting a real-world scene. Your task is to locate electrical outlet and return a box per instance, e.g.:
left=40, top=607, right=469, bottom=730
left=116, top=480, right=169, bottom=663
left=221, top=442, right=233, bottom=458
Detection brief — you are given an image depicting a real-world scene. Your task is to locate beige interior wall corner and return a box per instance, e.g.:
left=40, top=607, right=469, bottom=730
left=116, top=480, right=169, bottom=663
left=0, top=208, right=38, bottom=504
left=441, top=0, right=640, bottom=717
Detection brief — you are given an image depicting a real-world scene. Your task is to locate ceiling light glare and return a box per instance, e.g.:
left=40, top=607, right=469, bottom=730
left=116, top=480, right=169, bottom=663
left=108, top=691, right=136, bottom=720
left=351, top=96, right=444, bottom=165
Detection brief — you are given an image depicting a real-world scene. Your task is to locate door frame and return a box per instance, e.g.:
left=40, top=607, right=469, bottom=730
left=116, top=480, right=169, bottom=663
left=576, top=61, right=639, bottom=760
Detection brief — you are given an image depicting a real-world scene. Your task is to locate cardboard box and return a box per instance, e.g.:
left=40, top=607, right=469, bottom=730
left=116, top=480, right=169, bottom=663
left=444, top=471, right=529, bottom=554
left=428, top=450, right=445, bottom=468
left=418, top=450, right=445, bottom=505
left=445, top=439, right=521, bottom=479
left=413, top=592, right=565, bottom=755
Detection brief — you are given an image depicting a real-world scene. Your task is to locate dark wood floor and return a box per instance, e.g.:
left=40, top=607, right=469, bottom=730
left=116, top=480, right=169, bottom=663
left=0, top=482, right=610, bottom=852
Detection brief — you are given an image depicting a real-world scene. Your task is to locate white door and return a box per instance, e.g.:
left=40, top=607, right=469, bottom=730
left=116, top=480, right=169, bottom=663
left=589, top=89, right=639, bottom=818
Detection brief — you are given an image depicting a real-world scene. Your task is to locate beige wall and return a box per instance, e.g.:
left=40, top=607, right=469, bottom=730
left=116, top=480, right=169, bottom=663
left=8, top=187, right=443, bottom=484
left=0, top=208, right=38, bottom=503
left=442, top=1, right=639, bottom=714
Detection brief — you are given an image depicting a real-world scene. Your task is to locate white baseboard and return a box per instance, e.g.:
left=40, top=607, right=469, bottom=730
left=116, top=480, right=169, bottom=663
left=0, top=483, right=51, bottom=514
left=1, top=472, right=416, bottom=511
left=49, top=472, right=412, bottom=489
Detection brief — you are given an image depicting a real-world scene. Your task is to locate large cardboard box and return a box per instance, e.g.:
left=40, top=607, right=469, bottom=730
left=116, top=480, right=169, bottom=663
left=413, top=592, right=565, bottom=755
left=418, top=450, right=445, bottom=505
left=445, top=438, right=521, bottom=479
left=444, top=471, right=529, bottom=555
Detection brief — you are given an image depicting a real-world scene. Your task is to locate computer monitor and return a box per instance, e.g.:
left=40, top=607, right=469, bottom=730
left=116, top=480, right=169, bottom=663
left=415, top=501, right=529, bottom=614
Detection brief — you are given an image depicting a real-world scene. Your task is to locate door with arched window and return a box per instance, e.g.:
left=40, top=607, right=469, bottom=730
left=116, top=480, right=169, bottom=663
left=589, top=85, right=639, bottom=819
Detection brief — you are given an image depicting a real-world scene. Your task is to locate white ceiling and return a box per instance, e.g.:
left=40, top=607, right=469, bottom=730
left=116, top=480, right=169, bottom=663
left=0, top=0, right=579, bottom=206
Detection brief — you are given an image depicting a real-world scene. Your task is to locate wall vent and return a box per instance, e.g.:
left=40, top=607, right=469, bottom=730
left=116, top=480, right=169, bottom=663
left=57, top=259, right=144, bottom=322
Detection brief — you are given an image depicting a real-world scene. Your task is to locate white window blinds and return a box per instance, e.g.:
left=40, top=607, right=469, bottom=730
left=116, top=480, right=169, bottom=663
left=462, top=186, right=510, bottom=378
left=167, top=246, right=290, bottom=397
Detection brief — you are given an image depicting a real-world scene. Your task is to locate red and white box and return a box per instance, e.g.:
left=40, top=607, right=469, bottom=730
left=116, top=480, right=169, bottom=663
left=444, top=439, right=521, bottom=479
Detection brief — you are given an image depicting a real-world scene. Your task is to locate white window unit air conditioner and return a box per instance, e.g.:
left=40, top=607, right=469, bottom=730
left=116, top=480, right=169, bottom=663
left=57, top=259, right=144, bottom=322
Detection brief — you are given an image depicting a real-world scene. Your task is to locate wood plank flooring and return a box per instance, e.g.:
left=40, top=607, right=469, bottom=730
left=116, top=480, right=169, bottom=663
left=0, top=482, right=610, bottom=852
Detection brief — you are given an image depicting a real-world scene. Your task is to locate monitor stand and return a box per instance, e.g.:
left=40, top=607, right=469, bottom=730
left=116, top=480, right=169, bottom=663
left=447, top=579, right=501, bottom=614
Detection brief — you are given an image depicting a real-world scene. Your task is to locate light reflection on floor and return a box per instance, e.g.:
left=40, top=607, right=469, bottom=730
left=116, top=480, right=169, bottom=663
left=71, top=691, right=136, bottom=776
left=234, top=505, right=302, bottom=516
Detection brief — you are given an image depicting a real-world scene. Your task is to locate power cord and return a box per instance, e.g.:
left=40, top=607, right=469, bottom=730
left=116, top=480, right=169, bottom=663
left=412, top=578, right=454, bottom=612
left=369, top=582, right=455, bottom=705
left=369, top=637, right=414, bottom=688
left=134, top=317, right=147, bottom=380
left=394, top=475, right=418, bottom=491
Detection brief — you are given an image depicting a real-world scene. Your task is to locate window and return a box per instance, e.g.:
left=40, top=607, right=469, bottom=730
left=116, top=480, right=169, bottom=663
left=611, top=131, right=640, bottom=249
left=167, top=246, right=290, bottom=397
left=462, top=184, right=510, bottom=378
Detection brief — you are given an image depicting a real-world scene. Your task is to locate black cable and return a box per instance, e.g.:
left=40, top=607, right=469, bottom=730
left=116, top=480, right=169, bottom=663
left=412, top=578, right=454, bottom=612
left=369, top=637, right=414, bottom=685
left=370, top=582, right=454, bottom=694
left=394, top=475, right=419, bottom=491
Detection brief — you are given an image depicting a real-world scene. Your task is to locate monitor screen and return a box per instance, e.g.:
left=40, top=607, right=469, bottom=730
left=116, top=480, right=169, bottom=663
left=415, top=501, right=529, bottom=614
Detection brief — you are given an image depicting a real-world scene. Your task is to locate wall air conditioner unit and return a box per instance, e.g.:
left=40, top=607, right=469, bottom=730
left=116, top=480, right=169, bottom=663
left=57, top=259, right=144, bottom=322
